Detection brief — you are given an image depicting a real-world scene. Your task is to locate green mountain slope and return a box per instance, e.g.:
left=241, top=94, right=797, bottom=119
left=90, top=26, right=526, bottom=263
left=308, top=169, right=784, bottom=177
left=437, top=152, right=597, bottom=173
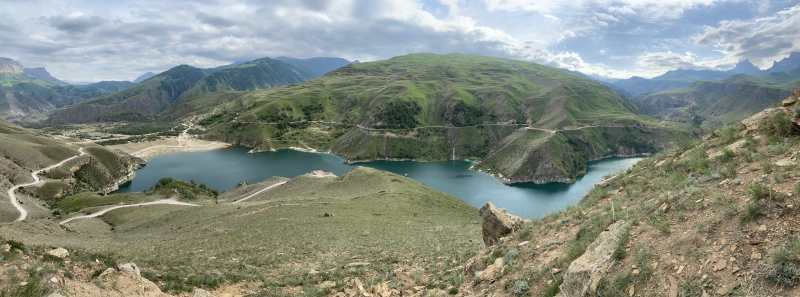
left=0, top=74, right=112, bottom=121
left=636, top=68, right=800, bottom=128
left=46, top=65, right=207, bottom=124
left=180, top=57, right=315, bottom=98
left=198, top=53, right=688, bottom=184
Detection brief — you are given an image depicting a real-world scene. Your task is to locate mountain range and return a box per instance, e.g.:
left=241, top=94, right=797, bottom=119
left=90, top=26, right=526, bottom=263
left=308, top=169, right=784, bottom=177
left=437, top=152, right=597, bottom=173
left=611, top=52, right=800, bottom=96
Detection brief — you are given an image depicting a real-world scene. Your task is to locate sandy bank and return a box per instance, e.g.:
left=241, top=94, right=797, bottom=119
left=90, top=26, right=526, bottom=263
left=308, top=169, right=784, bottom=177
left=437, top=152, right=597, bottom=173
left=109, top=137, right=230, bottom=160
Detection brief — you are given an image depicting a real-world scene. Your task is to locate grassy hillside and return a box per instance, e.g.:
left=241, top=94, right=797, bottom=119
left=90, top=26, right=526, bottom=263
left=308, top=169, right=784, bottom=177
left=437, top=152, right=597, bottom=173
left=46, top=65, right=207, bottom=124
left=0, top=119, right=144, bottom=221
left=180, top=58, right=316, bottom=98
left=1, top=167, right=482, bottom=296
left=635, top=68, right=800, bottom=129
left=198, top=53, right=686, bottom=184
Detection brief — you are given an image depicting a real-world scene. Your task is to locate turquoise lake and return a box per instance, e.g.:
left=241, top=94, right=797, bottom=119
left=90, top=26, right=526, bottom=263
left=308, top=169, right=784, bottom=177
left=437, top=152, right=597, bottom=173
left=114, top=146, right=643, bottom=219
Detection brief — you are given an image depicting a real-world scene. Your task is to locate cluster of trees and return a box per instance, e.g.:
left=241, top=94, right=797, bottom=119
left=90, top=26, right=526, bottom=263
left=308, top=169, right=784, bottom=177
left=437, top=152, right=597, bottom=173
left=150, top=177, right=219, bottom=199
left=375, top=101, right=421, bottom=129
left=448, top=102, right=484, bottom=127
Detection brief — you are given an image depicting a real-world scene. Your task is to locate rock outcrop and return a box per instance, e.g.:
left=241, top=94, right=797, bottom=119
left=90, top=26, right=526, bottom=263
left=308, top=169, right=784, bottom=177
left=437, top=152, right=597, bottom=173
left=0, top=57, right=24, bottom=73
left=558, top=220, right=631, bottom=297
left=479, top=202, right=528, bottom=246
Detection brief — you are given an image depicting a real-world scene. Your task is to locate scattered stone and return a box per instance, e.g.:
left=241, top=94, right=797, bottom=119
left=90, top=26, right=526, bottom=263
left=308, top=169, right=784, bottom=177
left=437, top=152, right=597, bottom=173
left=324, top=212, right=335, bottom=217
left=676, top=265, right=684, bottom=274
left=659, top=203, right=670, bottom=213
left=732, top=266, right=740, bottom=273
left=45, top=294, right=65, bottom=297
left=479, top=202, right=529, bottom=246
left=344, top=262, right=370, bottom=268
left=668, top=276, right=678, bottom=297
left=47, top=248, right=69, bottom=259
left=391, top=268, right=404, bottom=276
left=518, top=241, right=530, bottom=247
left=628, top=285, right=635, bottom=297
left=632, top=269, right=640, bottom=276
left=758, top=225, right=767, bottom=231
left=716, top=280, right=740, bottom=295
left=782, top=97, right=796, bottom=107
left=751, top=252, right=762, bottom=260
left=192, top=288, right=213, bottom=297
left=318, top=280, right=335, bottom=289
left=478, top=258, right=504, bottom=283
left=730, top=244, right=737, bottom=253
left=98, top=268, right=116, bottom=278
left=713, top=259, right=727, bottom=271
left=558, top=220, right=631, bottom=297
left=702, top=290, right=710, bottom=297
left=413, top=286, right=425, bottom=292
left=49, top=277, right=60, bottom=284
left=550, top=267, right=562, bottom=274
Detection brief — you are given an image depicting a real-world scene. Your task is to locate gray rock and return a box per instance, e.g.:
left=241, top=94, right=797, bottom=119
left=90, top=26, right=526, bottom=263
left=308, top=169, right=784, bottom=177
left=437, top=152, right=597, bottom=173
left=558, top=220, right=631, bottom=297
left=46, top=248, right=69, bottom=258
left=118, top=263, right=141, bottom=279
left=479, top=202, right=528, bottom=246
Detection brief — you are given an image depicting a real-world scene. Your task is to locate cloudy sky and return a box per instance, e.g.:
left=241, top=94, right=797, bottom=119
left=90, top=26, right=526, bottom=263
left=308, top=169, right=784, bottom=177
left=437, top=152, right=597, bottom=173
left=1, top=0, right=799, bottom=83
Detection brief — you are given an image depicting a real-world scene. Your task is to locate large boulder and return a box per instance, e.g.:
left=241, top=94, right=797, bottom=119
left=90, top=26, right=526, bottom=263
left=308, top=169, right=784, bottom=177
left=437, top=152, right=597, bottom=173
left=558, top=220, right=631, bottom=297
left=479, top=202, right=528, bottom=246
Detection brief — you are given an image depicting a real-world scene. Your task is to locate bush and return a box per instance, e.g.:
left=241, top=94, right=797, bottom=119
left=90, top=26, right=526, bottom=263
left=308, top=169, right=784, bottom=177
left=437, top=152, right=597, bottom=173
left=768, top=247, right=800, bottom=287
left=748, top=182, right=772, bottom=200
left=761, top=111, right=798, bottom=137
left=514, top=280, right=530, bottom=296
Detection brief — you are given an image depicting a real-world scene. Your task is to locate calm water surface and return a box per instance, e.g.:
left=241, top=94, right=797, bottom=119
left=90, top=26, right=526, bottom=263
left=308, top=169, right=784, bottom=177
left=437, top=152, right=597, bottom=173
left=115, top=146, right=642, bottom=219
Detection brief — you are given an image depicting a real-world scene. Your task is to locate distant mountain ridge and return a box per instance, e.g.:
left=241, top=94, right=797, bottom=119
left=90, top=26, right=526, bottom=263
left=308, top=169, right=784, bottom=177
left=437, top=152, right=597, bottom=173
left=180, top=57, right=315, bottom=98
left=46, top=57, right=320, bottom=124
left=274, top=56, right=356, bottom=78
left=634, top=67, right=800, bottom=128
left=613, top=52, right=800, bottom=96
left=0, top=58, right=24, bottom=73
left=132, top=72, right=156, bottom=83
left=24, top=67, right=69, bottom=85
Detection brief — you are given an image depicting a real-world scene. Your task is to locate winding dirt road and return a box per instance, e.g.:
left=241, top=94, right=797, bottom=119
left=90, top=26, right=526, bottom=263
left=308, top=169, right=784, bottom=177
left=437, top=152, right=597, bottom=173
left=232, top=181, right=287, bottom=204
left=59, top=180, right=288, bottom=224
left=7, top=148, right=86, bottom=221
left=58, top=199, right=199, bottom=224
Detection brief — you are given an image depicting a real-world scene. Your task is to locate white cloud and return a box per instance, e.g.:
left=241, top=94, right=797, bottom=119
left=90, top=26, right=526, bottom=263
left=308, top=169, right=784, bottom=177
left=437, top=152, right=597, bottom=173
left=695, top=5, right=800, bottom=68
left=483, top=0, right=732, bottom=19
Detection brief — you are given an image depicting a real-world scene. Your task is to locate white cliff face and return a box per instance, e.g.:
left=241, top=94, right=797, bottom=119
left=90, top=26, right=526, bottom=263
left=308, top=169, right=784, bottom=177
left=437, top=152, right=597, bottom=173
left=0, top=58, right=24, bottom=73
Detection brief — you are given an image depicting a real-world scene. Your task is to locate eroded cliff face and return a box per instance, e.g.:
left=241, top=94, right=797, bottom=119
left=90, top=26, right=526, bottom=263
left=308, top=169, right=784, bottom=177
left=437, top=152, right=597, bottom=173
left=0, top=58, right=24, bottom=73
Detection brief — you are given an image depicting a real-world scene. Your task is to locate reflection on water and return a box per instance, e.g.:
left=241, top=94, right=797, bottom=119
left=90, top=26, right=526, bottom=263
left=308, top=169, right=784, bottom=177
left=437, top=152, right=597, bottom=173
left=115, top=146, right=642, bottom=219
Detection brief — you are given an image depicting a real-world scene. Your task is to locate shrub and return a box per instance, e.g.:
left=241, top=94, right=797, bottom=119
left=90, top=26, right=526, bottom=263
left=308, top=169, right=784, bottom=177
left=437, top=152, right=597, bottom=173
left=503, top=249, right=519, bottom=267
left=740, top=201, right=764, bottom=223
left=761, top=111, right=798, bottom=137
left=514, top=280, right=530, bottom=296
left=748, top=182, right=772, bottom=199
left=768, top=247, right=800, bottom=287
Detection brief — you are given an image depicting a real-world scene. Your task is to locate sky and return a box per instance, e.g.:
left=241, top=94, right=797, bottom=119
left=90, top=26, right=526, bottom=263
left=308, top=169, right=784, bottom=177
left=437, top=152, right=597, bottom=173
left=1, top=0, right=799, bottom=83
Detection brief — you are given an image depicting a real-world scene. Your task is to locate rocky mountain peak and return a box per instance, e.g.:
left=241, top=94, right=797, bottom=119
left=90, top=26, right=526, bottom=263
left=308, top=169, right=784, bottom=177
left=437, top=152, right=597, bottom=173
left=0, top=57, right=24, bottom=73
